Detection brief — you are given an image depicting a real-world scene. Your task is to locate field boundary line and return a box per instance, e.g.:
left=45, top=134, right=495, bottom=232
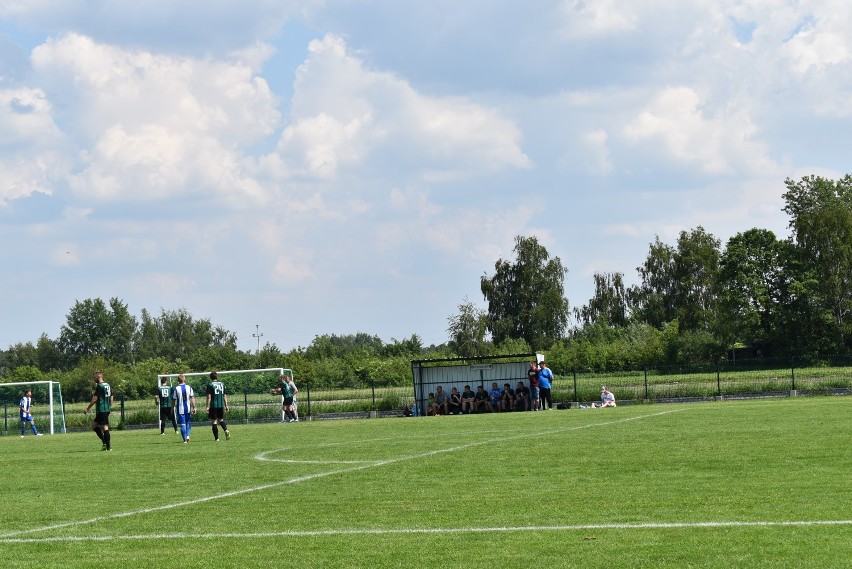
left=1, top=519, right=851, bottom=543
left=0, top=409, right=684, bottom=539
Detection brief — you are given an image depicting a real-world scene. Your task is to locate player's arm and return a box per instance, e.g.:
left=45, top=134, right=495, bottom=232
left=223, top=393, right=229, bottom=411
left=206, top=392, right=212, bottom=410
left=190, top=396, right=197, bottom=414
left=289, top=381, right=298, bottom=394
left=270, top=386, right=282, bottom=395
left=84, top=392, right=97, bottom=414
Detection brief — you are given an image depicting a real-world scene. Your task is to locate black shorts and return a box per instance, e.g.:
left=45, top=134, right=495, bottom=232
left=160, top=407, right=174, bottom=421
left=208, top=407, right=225, bottom=420
left=282, top=397, right=294, bottom=407
left=94, top=411, right=110, bottom=426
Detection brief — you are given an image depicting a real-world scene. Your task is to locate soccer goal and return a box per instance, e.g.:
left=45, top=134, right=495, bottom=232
left=157, top=368, right=295, bottom=423
left=0, top=381, right=66, bottom=435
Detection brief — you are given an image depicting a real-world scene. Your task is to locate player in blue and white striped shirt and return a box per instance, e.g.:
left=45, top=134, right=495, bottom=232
left=19, top=389, right=42, bottom=437
left=171, top=374, right=197, bottom=444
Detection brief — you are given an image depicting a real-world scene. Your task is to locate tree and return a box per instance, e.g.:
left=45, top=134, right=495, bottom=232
left=447, top=299, right=490, bottom=357
left=134, top=308, right=238, bottom=361
left=574, top=272, right=629, bottom=328
left=629, top=236, right=678, bottom=328
left=58, top=298, right=137, bottom=365
left=673, top=227, right=720, bottom=332
left=716, top=229, right=789, bottom=354
left=630, top=227, right=720, bottom=333
left=783, top=175, right=852, bottom=351
left=480, top=235, right=570, bottom=349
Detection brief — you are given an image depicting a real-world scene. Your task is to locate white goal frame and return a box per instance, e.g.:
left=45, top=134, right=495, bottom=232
left=157, top=368, right=295, bottom=422
left=1, top=380, right=66, bottom=435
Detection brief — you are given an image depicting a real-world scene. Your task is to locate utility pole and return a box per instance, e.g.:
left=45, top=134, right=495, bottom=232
left=253, top=324, right=264, bottom=354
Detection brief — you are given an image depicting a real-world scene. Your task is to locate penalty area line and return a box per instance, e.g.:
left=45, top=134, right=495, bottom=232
left=1, top=519, right=850, bottom=543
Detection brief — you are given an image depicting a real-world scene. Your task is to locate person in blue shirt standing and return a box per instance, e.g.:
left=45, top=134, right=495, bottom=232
left=171, top=374, right=197, bottom=444
left=19, top=389, right=42, bottom=437
left=538, top=361, right=554, bottom=410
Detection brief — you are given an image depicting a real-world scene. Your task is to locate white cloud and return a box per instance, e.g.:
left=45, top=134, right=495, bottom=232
left=273, top=34, right=532, bottom=181
left=29, top=33, right=280, bottom=202
left=0, top=87, right=68, bottom=204
left=623, top=86, right=778, bottom=176
left=559, top=0, right=639, bottom=39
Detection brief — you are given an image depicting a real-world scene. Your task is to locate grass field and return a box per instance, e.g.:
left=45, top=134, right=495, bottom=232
left=0, top=397, right=849, bottom=568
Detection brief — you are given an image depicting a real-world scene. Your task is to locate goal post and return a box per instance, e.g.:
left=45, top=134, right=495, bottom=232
left=156, top=368, right=295, bottom=423
left=0, top=381, right=66, bottom=435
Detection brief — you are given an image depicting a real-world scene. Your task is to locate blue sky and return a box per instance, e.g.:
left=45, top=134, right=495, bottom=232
left=1, top=1, right=850, bottom=353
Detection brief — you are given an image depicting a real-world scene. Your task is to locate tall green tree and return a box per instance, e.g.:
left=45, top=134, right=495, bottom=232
left=447, top=299, right=490, bottom=357
left=480, top=235, right=570, bottom=349
left=716, top=229, right=789, bottom=353
left=630, top=227, right=720, bottom=333
left=783, top=175, right=852, bottom=351
left=574, top=272, right=629, bottom=328
left=629, top=236, right=677, bottom=328
left=58, top=298, right=137, bottom=365
left=674, top=227, right=720, bottom=332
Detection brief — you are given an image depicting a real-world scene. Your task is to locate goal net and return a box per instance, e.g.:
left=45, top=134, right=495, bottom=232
left=0, top=381, right=66, bottom=435
left=157, top=368, right=294, bottom=423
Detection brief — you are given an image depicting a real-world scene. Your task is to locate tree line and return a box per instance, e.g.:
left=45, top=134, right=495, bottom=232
left=449, top=175, right=852, bottom=369
left=2, top=174, right=850, bottom=399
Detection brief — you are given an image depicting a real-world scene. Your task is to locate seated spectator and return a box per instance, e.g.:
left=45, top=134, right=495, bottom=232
left=514, top=381, right=530, bottom=411
left=426, top=392, right=438, bottom=416
left=489, top=382, right=502, bottom=411
left=500, top=383, right=515, bottom=411
left=433, top=386, right=449, bottom=415
left=448, top=387, right=463, bottom=415
left=460, top=385, right=476, bottom=414
left=597, top=386, right=617, bottom=408
left=475, top=385, right=493, bottom=412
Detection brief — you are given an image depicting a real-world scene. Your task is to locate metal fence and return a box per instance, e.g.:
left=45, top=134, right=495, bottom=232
left=551, top=356, right=852, bottom=406
left=4, top=357, right=851, bottom=432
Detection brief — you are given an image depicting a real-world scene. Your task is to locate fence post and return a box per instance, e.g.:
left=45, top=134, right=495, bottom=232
left=306, top=379, right=312, bottom=419
left=572, top=370, right=578, bottom=406
left=644, top=368, right=649, bottom=401
left=790, top=359, right=797, bottom=396
left=716, top=360, right=722, bottom=398
left=244, top=392, right=248, bottom=423
left=371, top=377, right=376, bottom=412
left=120, top=395, right=125, bottom=425
left=4, top=400, right=7, bottom=435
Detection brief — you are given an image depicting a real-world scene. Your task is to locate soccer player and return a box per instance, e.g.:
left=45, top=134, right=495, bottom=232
left=171, top=374, right=196, bottom=443
left=271, top=373, right=299, bottom=422
left=155, top=377, right=178, bottom=435
left=19, top=389, right=42, bottom=437
left=84, top=371, right=113, bottom=451
left=205, top=371, right=231, bottom=441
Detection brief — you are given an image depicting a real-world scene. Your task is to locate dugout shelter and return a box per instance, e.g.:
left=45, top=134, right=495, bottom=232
left=410, top=353, right=542, bottom=414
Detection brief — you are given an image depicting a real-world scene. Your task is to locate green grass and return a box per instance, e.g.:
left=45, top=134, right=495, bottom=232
left=0, top=397, right=850, bottom=568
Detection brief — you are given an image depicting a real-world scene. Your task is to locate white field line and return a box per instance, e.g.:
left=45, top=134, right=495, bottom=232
left=2, top=520, right=851, bottom=543
left=0, top=410, right=681, bottom=540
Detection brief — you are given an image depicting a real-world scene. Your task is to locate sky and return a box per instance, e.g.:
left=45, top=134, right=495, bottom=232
left=1, top=1, right=850, bottom=353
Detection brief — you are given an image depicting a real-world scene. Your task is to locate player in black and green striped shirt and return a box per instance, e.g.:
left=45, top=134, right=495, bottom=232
left=84, top=371, right=113, bottom=451
left=205, top=371, right=230, bottom=442
left=156, top=377, right=178, bottom=435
